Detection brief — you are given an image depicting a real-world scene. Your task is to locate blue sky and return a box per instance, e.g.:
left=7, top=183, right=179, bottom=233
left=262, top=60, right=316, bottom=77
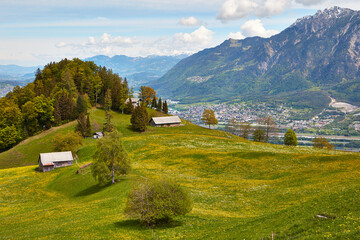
left=1, top=0, right=359, bottom=66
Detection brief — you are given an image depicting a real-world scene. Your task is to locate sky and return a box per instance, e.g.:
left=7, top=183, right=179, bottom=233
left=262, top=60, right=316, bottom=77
left=1, top=0, right=360, bottom=66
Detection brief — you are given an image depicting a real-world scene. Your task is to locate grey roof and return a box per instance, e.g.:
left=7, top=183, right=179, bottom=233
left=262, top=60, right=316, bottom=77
left=94, top=132, right=104, bottom=136
left=151, top=116, right=181, bottom=125
left=125, top=98, right=140, bottom=103
left=39, top=151, right=73, bottom=165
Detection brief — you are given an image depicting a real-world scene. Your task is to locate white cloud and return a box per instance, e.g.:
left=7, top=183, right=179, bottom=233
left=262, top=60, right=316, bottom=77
left=241, top=19, right=279, bottom=38
left=217, top=0, right=290, bottom=21
left=228, top=32, right=245, bottom=39
left=295, top=0, right=325, bottom=6
left=179, top=16, right=201, bottom=26
left=55, top=42, right=67, bottom=48
left=174, top=26, right=214, bottom=45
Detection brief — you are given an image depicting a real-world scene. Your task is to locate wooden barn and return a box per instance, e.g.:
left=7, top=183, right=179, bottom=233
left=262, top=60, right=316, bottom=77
left=38, top=151, right=74, bottom=172
left=150, top=116, right=181, bottom=127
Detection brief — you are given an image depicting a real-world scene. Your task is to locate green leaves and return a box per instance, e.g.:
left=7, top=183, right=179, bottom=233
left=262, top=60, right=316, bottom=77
left=124, top=178, right=192, bottom=225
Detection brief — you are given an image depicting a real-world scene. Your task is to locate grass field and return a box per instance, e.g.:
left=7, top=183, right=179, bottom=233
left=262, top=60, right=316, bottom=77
left=1, top=109, right=360, bottom=239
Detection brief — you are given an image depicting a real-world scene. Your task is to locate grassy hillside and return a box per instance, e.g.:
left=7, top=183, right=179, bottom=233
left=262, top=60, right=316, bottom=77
left=1, top=109, right=360, bottom=239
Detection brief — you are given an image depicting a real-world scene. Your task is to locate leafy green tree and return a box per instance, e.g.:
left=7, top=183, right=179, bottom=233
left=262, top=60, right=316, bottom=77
left=284, top=129, right=298, bottom=146
left=201, top=109, right=218, bottom=129
left=0, top=125, right=22, bottom=150
left=104, top=89, right=112, bottom=111
left=163, top=100, right=168, bottom=114
left=124, top=178, right=192, bottom=226
left=131, top=103, right=149, bottom=132
left=253, top=128, right=265, bottom=142
left=33, top=95, right=54, bottom=129
left=52, top=132, right=83, bottom=155
left=157, top=97, right=162, bottom=112
left=91, top=131, right=130, bottom=185
left=60, top=68, right=77, bottom=98
left=312, top=137, right=334, bottom=149
left=22, top=101, right=39, bottom=136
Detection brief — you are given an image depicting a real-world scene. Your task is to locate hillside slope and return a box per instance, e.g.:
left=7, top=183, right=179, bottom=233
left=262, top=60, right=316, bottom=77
left=151, top=7, right=360, bottom=109
left=1, top=109, right=360, bottom=239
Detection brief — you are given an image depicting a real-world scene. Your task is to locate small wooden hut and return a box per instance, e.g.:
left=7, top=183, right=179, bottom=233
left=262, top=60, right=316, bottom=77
left=38, top=151, right=73, bottom=172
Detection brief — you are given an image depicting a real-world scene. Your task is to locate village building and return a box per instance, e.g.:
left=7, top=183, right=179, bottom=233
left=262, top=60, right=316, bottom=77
left=125, top=98, right=141, bottom=107
left=150, top=116, right=181, bottom=127
left=93, top=131, right=104, bottom=139
left=38, top=151, right=74, bottom=172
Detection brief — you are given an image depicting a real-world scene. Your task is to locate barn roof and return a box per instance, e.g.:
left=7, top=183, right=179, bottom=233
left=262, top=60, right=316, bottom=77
left=125, top=98, right=140, bottom=103
left=39, top=151, right=73, bottom=165
left=151, top=116, right=181, bottom=125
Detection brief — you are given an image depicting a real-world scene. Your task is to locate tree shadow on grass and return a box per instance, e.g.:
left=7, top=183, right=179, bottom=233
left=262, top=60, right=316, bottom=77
left=114, top=219, right=183, bottom=230
left=75, top=182, right=111, bottom=197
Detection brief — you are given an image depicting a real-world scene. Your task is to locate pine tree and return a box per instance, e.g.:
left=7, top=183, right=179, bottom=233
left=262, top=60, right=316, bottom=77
left=76, top=95, right=87, bottom=117
left=163, top=100, right=168, bottom=114
left=157, top=97, right=162, bottom=112
left=86, top=114, right=91, bottom=137
left=75, top=112, right=91, bottom=137
left=104, top=89, right=112, bottom=111
left=151, top=96, right=157, bottom=109
left=124, top=99, right=134, bottom=114
left=103, top=111, right=114, bottom=133
left=131, top=103, right=148, bottom=132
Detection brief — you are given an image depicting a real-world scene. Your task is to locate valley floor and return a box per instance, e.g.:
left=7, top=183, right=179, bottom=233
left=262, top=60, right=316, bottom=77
left=1, top=109, right=360, bottom=239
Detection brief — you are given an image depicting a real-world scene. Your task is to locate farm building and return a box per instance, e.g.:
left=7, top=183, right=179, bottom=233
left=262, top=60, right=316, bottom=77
left=125, top=98, right=141, bottom=107
left=38, top=151, right=74, bottom=172
left=93, top=131, right=104, bottom=139
left=150, top=116, right=181, bottom=127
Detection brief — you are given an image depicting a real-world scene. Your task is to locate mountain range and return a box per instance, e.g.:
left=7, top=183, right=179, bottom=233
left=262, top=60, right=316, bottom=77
left=151, top=7, right=360, bottom=110
left=84, top=54, right=187, bottom=88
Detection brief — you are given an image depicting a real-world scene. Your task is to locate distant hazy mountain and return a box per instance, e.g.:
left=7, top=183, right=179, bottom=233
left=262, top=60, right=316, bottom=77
left=0, top=65, right=37, bottom=81
left=85, top=54, right=187, bottom=88
left=151, top=7, right=360, bottom=109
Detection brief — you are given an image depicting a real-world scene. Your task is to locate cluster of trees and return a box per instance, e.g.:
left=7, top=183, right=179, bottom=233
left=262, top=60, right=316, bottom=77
left=225, top=116, right=278, bottom=142
left=0, top=58, right=131, bottom=151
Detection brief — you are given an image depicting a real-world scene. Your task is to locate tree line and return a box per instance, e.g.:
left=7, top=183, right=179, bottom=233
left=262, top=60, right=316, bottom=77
left=0, top=58, right=130, bottom=151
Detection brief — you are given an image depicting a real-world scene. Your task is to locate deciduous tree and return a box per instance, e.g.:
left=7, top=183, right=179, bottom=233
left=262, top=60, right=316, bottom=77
left=284, top=129, right=298, bottom=146
left=312, top=137, right=334, bottom=149
left=91, top=131, right=130, bottom=185
left=124, top=178, right=192, bottom=225
left=139, top=86, right=156, bottom=106
left=258, top=116, right=278, bottom=143
left=201, top=109, right=218, bottom=129
left=52, top=132, right=83, bottom=155
left=253, top=128, right=265, bottom=142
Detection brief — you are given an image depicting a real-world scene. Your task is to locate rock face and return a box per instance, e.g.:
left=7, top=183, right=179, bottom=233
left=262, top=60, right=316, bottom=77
left=151, top=7, right=360, bottom=107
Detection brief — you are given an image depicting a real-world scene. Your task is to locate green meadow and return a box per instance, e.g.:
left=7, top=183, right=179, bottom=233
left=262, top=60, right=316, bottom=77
left=1, top=109, right=360, bottom=239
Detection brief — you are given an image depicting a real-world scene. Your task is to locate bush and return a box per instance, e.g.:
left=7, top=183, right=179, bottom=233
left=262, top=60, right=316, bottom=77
left=284, top=129, right=298, bottom=146
left=52, top=132, right=83, bottom=154
left=124, top=178, right=192, bottom=225
left=312, top=137, right=334, bottom=149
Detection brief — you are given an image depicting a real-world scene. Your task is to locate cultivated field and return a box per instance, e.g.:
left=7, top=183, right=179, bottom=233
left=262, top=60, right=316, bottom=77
left=1, top=109, right=360, bottom=239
